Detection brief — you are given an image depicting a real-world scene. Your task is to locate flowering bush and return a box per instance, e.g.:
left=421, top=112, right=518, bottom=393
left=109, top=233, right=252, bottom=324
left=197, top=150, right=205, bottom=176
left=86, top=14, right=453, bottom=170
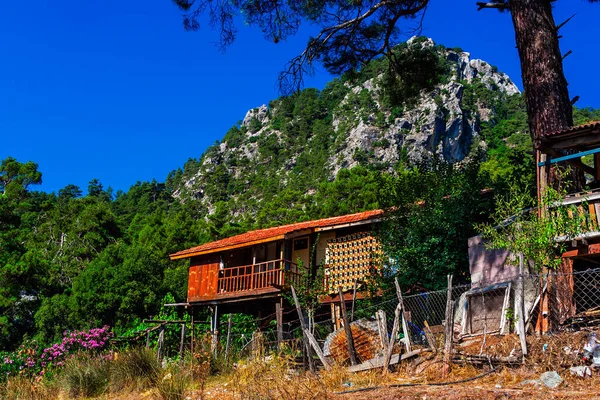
left=0, top=326, right=113, bottom=381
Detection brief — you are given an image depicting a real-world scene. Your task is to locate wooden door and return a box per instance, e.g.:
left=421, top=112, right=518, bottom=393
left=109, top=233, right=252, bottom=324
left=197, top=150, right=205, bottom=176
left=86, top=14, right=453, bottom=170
left=200, top=263, right=219, bottom=296
left=187, top=266, right=201, bottom=301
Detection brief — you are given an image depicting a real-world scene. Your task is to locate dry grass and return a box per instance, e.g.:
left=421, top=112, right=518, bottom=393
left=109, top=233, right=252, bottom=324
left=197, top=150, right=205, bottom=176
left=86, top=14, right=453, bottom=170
left=0, top=375, right=59, bottom=400
left=220, top=353, right=329, bottom=400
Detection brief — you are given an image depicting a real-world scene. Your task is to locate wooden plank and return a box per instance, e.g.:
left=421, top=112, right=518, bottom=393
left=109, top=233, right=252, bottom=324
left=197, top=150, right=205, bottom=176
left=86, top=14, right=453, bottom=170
left=499, top=283, right=511, bottom=334
left=347, top=349, right=425, bottom=373
left=383, top=303, right=402, bottom=373
left=516, top=253, right=527, bottom=357
left=350, top=280, right=358, bottom=321
left=291, top=286, right=315, bottom=372
left=304, top=328, right=332, bottom=370
left=443, top=275, right=454, bottom=375
left=179, top=323, right=186, bottom=366
left=339, top=287, right=358, bottom=366
left=225, top=314, right=233, bottom=360
left=589, top=203, right=598, bottom=231
left=423, top=320, right=437, bottom=352
left=276, top=301, right=283, bottom=349
left=376, top=310, right=389, bottom=350
left=394, top=278, right=412, bottom=353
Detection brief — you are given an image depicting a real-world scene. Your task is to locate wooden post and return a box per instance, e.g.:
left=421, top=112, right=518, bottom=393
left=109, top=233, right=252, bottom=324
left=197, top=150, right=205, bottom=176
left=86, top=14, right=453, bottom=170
left=350, top=280, right=358, bottom=321
left=423, top=320, right=437, bottom=352
left=157, top=325, right=165, bottom=362
left=291, top=286, right=314, bottom=372
left=190, top=307, right=195, bottom=356
left=383, top=303, right=402, bottom=374
left=211, top=306, right=219, bottom=356
left=276, top=301, right=283, bottom=349
left=179, top=323, right=186, bottom=366
left=338, top=287, right=358, bottom=366
left=146, top=330, right=151, bottom=349
left=443, top=275, right=454, bottom=376
left=394, top=278, right=412, bottom=353
left=517, top=253, right=528, bottom=357
left=303, top=328, right=331, bottom=370
left=225, top=314, right=233, bottom=361
left=376, top=310, right=389, bottom=350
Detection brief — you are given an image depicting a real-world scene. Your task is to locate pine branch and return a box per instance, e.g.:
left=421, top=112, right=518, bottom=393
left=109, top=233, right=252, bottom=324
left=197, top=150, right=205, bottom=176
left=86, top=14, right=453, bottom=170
left=556, top=14, right=576, bottom=31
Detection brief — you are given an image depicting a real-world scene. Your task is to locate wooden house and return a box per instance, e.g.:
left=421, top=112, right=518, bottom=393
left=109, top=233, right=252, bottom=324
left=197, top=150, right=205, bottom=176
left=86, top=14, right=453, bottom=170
left=169, top=209, right=384, bottom=333
left=535, top=122, right=600, bottom=331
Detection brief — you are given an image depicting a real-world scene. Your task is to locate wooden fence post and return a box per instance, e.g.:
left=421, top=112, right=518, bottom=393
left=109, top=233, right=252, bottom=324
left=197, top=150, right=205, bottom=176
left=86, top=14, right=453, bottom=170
left=517, top=253, right=528, bottom=357
left=383, top=303, right=402, bottom=374
left=225, top=314, right=233, bottom=361
left=157, top=325, right=165, bottom=362
left=338, top=287, right=358, bottom=366
left=276, top=301, right=283, bottom=349
left=376, top=310, right=389, bottom=350
left=350, top=280, right=358, bottom=321
left=179, top=323, right=186, bottom=366
left=394, top=278, right=412, bottom=353
left=443, top=275, right=454, bottom=376
left=291, top=286, right=314, bottom=372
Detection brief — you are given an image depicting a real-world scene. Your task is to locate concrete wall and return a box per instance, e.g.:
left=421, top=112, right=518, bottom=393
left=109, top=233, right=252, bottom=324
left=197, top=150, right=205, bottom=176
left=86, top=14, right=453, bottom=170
left=468, top=235, right=519, bottom=288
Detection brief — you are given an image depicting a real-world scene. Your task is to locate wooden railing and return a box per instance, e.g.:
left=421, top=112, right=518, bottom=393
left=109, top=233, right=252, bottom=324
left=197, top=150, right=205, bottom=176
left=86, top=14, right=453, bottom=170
left=557, top=190, right=600, bottom=237
left=217, top=259, right=300, bottom=294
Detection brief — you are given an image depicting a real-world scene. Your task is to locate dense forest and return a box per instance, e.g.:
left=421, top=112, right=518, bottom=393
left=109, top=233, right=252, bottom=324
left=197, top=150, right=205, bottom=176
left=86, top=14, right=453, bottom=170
left=2, top=38, right=600, bottom=352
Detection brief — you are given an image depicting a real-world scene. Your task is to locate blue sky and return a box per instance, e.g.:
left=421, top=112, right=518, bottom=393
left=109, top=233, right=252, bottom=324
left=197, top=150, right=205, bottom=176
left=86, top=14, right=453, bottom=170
left=1, top=1, right=599, bottom=194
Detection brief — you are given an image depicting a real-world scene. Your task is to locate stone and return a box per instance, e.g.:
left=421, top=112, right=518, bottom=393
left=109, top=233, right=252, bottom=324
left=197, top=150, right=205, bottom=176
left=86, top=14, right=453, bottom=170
left=539, top=371, right=562, bottom=388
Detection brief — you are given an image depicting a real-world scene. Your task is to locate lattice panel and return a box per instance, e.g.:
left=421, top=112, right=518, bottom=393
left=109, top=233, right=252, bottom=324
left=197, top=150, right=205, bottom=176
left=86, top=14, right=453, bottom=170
left=324, top=232, right=383, bottom=293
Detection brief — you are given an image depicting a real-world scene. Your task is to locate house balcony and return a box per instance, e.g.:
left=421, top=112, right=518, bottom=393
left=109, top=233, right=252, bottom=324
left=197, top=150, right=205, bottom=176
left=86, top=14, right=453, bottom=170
left=188, top=259, right=302, bottom=304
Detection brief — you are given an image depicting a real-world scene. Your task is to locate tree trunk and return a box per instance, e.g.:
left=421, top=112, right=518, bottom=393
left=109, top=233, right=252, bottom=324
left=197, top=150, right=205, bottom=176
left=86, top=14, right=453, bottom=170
left=510, top=0, right=572, bottom=146
left=510, top=0, right=583, bottom=191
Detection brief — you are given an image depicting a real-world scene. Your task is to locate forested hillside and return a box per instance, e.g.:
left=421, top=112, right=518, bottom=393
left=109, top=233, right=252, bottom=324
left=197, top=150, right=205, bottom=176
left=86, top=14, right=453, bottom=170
left=1, top=37, right=599, bottom=351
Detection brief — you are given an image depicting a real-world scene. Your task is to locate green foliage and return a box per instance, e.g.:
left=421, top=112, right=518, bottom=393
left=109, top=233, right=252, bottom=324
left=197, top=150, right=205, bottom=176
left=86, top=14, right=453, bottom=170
left=479, top=186, right=585, bottom=271
left=379, top=157, right=491, bottom=289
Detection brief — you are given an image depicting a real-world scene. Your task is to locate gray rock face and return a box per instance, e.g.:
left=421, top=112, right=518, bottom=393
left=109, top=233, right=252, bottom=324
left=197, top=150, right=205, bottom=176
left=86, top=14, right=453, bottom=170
left=242, top=104, right=269, bottom=128
left=175, top=37, right=521, bottom=213
left=328, top=41, right=519, bottom=176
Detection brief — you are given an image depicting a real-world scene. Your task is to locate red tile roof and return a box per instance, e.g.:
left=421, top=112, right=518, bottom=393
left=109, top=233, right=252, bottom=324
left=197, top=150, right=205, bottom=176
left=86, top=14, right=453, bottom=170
left=169, top=209, right=383, bottom=259
left=542, top=121, right=600, bottom=138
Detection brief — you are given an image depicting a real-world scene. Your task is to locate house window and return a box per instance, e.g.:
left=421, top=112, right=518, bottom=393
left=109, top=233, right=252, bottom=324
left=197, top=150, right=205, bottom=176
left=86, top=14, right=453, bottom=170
left=294, top=238, right=308, bottom=251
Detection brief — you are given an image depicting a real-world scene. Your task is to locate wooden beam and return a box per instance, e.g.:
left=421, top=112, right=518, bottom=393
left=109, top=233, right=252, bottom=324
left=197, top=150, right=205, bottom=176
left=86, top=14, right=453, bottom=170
left=443, top=275, right=454, bottom=376
left=225, top=314, right=233, bottom=361
left=339, top=287, right=358, bottom=366
left=347, top=349, right=424, bottom=373
left=376, top=310, right=389, bottom=350
left=383, top=303, right=402, bottom=374
left=538, top=147, right=600, bottom=167
left=169, top=235, right=286, bottom=259
left=516, top=253, right=528, bottom=357
left=304, top=328, right=332, bottom=370
left=276, top=301, right=283, bottom=349
left=394, top=278, right=412, bottom=353
left=291, top=286, right=314, bottom=371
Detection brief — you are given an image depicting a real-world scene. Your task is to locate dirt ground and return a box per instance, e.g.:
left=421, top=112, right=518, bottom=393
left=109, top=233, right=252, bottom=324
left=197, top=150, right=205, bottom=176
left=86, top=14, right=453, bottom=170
left=336, top=383, right=600, bottom=400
